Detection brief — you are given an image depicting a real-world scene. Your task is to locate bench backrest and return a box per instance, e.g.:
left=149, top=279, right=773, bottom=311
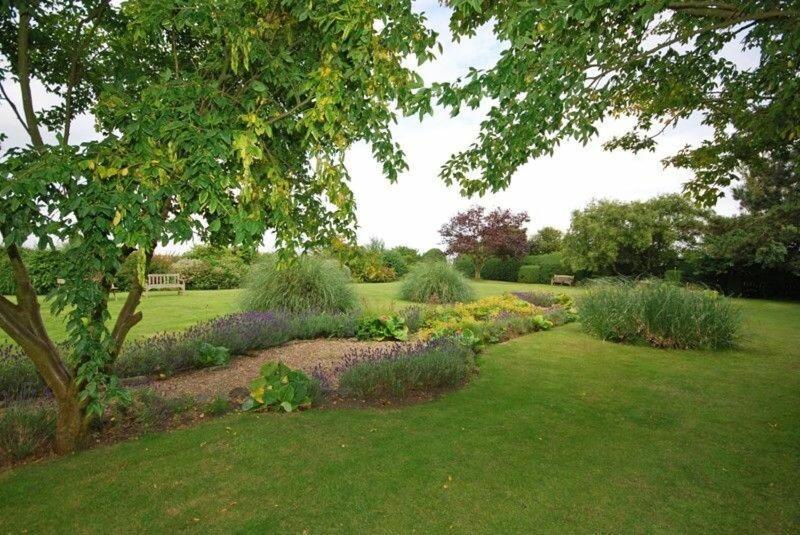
left=552, top=274, right=574, bottom=283
left=147, top=273, right=182, bottom=286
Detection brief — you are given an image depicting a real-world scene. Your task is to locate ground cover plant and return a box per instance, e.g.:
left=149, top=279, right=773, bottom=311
left=242, top=256, right=358, bottom=314
left=580, top=279, right=740, bottom=349
left=400, top=261, right=475, bottom=304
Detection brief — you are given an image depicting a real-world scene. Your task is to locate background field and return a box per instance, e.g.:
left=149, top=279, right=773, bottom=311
left=1, top=285, right=798, bottom=532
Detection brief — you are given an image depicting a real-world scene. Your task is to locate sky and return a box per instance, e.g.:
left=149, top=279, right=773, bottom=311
left=1, top=1, right=742, bottom=254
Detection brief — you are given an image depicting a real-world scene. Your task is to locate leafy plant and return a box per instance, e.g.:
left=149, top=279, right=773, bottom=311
left=242, top=255, right=358, bottom=314
left=356, top=315, right=409, bottom=342
left=242, top=362, right=315, bottom=413
left=192, top=343, right=230, bottom=368
left=399, top=261, right=474, bottom=304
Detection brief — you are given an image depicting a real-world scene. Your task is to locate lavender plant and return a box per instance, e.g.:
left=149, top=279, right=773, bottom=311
left=334, top=338, right=476, bottom=399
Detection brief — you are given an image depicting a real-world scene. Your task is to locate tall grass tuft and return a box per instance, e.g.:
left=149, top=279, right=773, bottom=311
left=579, top=279, right=740, bottom=350
left=241, top=255, right=358, bottom=314
left=399, top=261, right=474, bottom=304
left=0, top=404, right=56, bottom=463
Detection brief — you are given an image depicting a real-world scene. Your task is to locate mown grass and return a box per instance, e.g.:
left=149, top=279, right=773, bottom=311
left=1, top=280, right=575, bottom=343
left=0, top=292, right=798, bottom=532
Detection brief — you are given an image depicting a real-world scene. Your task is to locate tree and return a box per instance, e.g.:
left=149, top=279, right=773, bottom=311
left=390, top=246, right=420, bottom=266
left=690, top=152, right=800, bottom=297
left=439, top=206, right=529, bottom=278
left=436, top=1, right=800, bottom=206
left=563, top=195, right=709, bottom=276
left=0, top=0, right=436, bottom=452
left=528, top=226, right=563, bottom=255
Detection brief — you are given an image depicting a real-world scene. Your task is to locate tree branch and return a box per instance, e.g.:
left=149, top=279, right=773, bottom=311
left=110, top=245, right=155, bottom=356
left=63, top=0, right=111, bottom=145
left=17, top=3, right=45, bottom=149
left=0, top=82, right=29, bottom=132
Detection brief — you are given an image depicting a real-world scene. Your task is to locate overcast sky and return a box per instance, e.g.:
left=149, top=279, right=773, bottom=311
left=1, top=0, right=742, bottom=253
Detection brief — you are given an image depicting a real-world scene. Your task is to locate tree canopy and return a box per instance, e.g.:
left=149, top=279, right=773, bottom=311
left=528, top=226, right=564, bottom=255
left=440, top=206, right=529, bottom=278
left=0, top=0, right=436, bottom=451
left=563, top=194, right=709, bottom=276
left=436, top=1, right=800, bottom=206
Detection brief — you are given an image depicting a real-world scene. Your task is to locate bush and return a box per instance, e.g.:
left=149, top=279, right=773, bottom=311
left=517, top=265, right=541, bottom=284
left=336, top=338, right=476, bottom=399
left=579, top=280, right=740, bottom=349
left=381, top=249, right=409, bottom=277
left=173, top=256, right=247, bottom=290
left=480, top=256, right=521, bottom=281
left=242, top=255, right=358, bottom=314
left=399, top=261, right=474, bottom=304
left=453, top=255, right=475, bottom=278
left=521, top=252, right=571, bottom=284
left=421, top=248, right=447, bottom=262
left=0, top=404, right=56, bottom=463
left=390, top=246, right=420, bottom=266
left=193, top=343, right=230, bottom=368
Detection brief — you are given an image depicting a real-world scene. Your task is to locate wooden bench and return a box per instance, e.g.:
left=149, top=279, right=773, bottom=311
left=145, top=273, right=185, bottom=295
left=551, top=274, right=575, bottom=286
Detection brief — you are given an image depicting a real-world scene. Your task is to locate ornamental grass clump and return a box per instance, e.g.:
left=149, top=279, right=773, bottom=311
left=399, top=261, right=474, bottom=304
left=0, top=345, right=48, bottom=402
left=241, top=255, right=357, bottom=314
left=0, top=404, right=56, bottom=463
left=579, top=279, right=740, bottom=350
left=335, top=338, right=476, bottom=399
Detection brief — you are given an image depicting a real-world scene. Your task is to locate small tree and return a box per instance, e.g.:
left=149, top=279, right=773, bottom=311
left=439, top=206, right=529, bottom=279
left=528, top=227, right=563, bottom=255
left=0, top=0, right=436, bottom=452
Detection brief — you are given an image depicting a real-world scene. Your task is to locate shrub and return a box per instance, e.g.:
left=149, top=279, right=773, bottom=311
left=0, top=404, right=56, bottom=463
left=421, top=248, right=447, bottom=262
left=390, top=246, right=420, bottom=266
left=356, top=315, right=408, bottom=341
left=517, top=265, right=541, bottom=284
left=579, top=280, right=740, bottom=349
left=242, top=255, right=358, bottom=314
left=203, top=395, right=232, bottom=417
left=453, top=255, right=475, bottom=277
left=113, top=389, right=197, bottom=432
left=173, top=256, right=247, bottom=290
left=242, top=362, right=316, bottom=412
left=480, top=256, right=522, bottom=281
left=336, top=338, right=476, bottom=399
left=381, top=249, right=409, bottom=277
left=399, top=261, right=474, bottom=304
left=521, top=252, right=571, bottom=283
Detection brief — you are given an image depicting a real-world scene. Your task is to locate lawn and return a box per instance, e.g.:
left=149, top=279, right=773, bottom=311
left=1, top=280, right=577, bottom=343
left=1, top=285, right=798, bottom=532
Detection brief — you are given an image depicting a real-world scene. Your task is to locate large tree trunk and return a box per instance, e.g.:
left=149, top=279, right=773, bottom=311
left=55, top=384, right=87, bottom=453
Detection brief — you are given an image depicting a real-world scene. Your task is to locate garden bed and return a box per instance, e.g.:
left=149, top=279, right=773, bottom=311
left=149, top=338, right=404, bottom=400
